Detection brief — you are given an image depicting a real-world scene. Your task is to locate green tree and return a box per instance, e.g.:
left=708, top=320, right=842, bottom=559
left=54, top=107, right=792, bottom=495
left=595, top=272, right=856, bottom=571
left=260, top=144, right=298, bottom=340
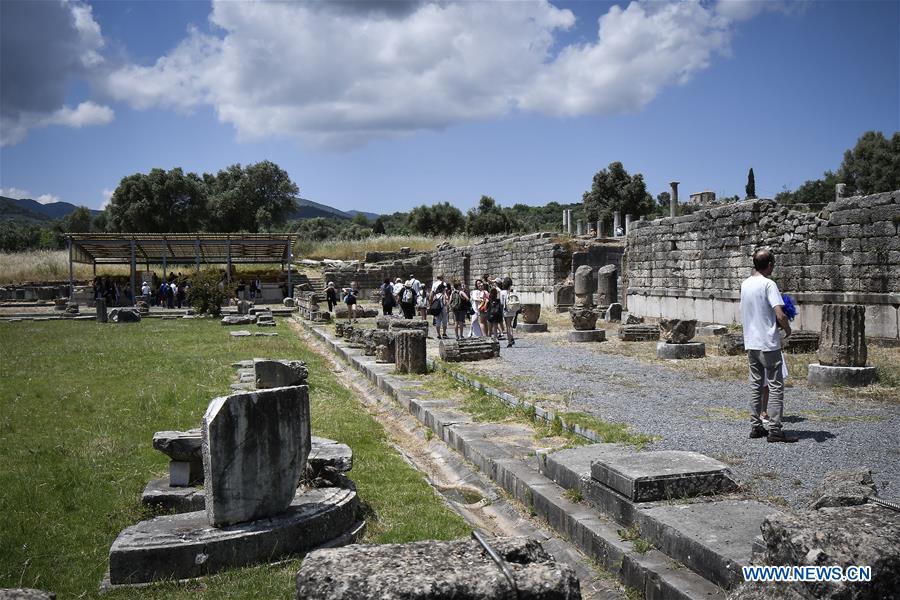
left=186, top=269, right=233, bottom=317
left=581, top=162, right=654, bottom=222
left=407, top=202, right=465, bottom=236
left=837, top=131, right=900, bottom=195
left=108, top=168, right=207, bottom=232
left=466, top=195, right=519, bottom=235
left=92, top=210, right=108, bottom=232
left=655, top=191, right=671, bottom=216
left=746, top=168, right=756, bottom=199
left=62, top=206, right=92, bottom=233
left=206, top=161, right=298, bottom=232
left=372, top=216, right=386, bottom=234
left=775, top=171, right=838, bottom=206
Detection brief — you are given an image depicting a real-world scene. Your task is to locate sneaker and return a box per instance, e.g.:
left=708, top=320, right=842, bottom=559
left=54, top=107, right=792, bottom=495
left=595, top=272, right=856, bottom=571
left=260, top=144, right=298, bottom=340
left=767, top=430, right=798, bottom=443
left=506, top=341, right=513, bottom=348
left=749, top=426, right=768, bottom=439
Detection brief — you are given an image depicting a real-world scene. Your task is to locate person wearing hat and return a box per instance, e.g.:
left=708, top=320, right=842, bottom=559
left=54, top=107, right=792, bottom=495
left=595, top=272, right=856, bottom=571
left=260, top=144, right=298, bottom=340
left=141, top=281, right=151, bottom=297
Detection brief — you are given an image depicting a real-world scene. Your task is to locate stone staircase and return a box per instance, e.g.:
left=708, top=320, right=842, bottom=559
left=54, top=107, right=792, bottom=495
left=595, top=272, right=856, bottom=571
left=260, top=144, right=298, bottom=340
left=297, top=317, right=785, bottom=600
left=306, top=274, right=327, bottom=294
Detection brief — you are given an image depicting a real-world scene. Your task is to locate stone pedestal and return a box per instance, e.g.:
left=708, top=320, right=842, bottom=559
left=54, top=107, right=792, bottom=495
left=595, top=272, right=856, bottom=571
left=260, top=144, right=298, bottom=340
left=657, top=342, right=706, bottom=359
left=96, top=298, right=108, bottom=323
left=569, top=307, right=599, bottom=330
left=807, top=364, right=877, bottom=388
left=659, top=319, right=697, bottom=344
left=568, top=329, right=606, bottom=342
left=254, top=359, right=308, bottom=388
left=596, top=265, right=617, bottom=307
left=518, top=322, right=548, bottom=333
left=817, top=304, right=867, bottom=366
left=370, top=330, right=395, bottom=362
left=395, top=331, right=427, bottom=374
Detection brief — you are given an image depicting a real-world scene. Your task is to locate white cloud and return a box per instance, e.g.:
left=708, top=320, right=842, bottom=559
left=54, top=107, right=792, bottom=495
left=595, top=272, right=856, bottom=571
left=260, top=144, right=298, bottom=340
left=0, top=1, right=111, bottom=145
left=101, top=0, right=784, bottom=149
left=714, top=0, right=801, bottom=22
left=0, top=187, right=60, bottom=204
left=101, top=188, right=114, bottom=208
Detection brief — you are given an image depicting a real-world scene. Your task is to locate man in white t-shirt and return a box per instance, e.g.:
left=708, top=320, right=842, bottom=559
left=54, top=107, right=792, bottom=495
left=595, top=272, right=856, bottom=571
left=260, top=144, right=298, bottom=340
left=408, top=275, right=421, bottom=295
left=740, top=248, right=795, bottom=443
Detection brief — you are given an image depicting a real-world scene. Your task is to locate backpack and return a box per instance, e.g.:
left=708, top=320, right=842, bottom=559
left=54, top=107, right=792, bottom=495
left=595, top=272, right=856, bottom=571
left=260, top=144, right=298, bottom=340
left=401, top=286, right=414, bottom=304
left=505, top=292, right=521, bottom=314
left=428, top=296, right=443, bottom=316
left=434, top=282, right=445, bottom=294
left=487, top=299, right=502, bottom=322
left=449, top=290, right=463, bottom=311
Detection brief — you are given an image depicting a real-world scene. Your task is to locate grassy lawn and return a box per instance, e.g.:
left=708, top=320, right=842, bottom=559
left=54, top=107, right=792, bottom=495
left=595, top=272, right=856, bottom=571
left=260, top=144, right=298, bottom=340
left=0, top=318, right=469, bottom=599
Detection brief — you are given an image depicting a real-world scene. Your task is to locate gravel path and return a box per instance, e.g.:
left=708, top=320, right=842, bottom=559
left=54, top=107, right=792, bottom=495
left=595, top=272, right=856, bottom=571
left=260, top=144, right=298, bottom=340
left=446, top=332, right=900, bottom=508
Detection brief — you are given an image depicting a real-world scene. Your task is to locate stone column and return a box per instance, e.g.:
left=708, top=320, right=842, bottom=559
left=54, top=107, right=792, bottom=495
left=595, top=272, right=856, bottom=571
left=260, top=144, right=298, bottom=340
left=395, top=330, right=427, bottom=374
left=595, top=221, right=603, bottom=239
left=576, top=220, right=584, bottom=236
left=562, top=210, right=568, bottom=232
left=835, top=183, right=846, bottom=200
left=596, top=265, right=617, bottom=308
left=624, top=214, right=632, bottom=234
left=96, top=297, right=108, bottom=323
left=565, top=210, right=572, bottom=234
left=669, top=181, right=679, bottom=218
left=817, top=304, right=867, bottom=367
left=613, top=212, right=622, bottom=236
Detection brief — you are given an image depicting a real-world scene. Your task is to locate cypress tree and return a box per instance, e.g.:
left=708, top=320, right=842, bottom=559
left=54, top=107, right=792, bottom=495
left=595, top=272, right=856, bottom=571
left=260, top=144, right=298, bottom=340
left=746, top=168, right=756, bottom=199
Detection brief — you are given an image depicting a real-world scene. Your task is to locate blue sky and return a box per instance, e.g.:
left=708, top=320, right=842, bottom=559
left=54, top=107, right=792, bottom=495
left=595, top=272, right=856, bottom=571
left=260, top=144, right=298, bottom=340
left=0, top=0, right=897, bottom=213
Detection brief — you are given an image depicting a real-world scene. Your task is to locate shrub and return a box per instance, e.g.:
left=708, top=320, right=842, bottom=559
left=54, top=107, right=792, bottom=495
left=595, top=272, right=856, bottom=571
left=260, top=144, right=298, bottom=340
left=186, top=269, right=234, bottom=316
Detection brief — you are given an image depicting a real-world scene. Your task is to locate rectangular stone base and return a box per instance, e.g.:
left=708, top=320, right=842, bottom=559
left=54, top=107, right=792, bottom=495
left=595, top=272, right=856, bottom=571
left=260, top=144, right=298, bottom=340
left=591, top=450, right=736, bottom=502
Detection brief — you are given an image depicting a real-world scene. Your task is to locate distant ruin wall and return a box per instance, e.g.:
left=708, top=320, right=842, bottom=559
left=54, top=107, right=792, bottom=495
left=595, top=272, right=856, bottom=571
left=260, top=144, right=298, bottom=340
left=322, top=257, right=432, bottom=296
left=625, top=191, right=900, bottom=339
left=432, top=233, right=572, bottom=306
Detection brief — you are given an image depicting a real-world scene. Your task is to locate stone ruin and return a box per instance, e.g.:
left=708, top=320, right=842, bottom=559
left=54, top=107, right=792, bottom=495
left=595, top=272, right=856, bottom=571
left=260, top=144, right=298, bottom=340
left=567, top=265, right=605, bottom=342
left=618, top=323, right=660, bottom=342
left=656, top=318, right=706, bottom=359
left=807, top=304, right=877, bottom=387
left=107, top=365, right=361, bottom=587
left=517, top=303, right=548, bottom=333
left=439, top=337, right=500, bottom=362
left=395, top=330, right=427, bottom=374
left=295, top=536, right=581, bottom=600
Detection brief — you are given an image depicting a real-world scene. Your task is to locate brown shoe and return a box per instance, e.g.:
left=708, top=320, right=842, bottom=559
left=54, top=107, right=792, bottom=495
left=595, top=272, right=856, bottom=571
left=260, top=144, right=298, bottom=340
left=749, top=426, right=768, bottom=439
left=767, top=430, right=798, bottom=443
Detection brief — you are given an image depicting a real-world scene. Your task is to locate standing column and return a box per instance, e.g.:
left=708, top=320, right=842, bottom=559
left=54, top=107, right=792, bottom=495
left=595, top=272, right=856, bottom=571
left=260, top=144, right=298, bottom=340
left=625, top=214, right=632, bottom=234
left=576, top=219, right=584, bottom=236
left=195, top=240, right=201, bottom=272
left=613, top=211, right=622, bottom=236
left=669, top=181, right=679, bottom=218
left=226, top=238, right=232, bottom=282
left=67, top=237, right=74, bottom=299
left=566, top=209, right=573, bottom=234
left=129, top=239, right=136, bottom=306
left=562, top=209, right=568, bottom=232
left=595, top=221, right=603, bottom=239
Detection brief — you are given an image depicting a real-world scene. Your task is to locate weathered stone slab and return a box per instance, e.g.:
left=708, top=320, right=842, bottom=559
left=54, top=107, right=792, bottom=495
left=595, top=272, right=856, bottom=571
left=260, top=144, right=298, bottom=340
left=618, top=324, right=659, bottom=341
left=807, top=364, right=877, bottom=387
left=294, top=536, right=580, bottom=600
left=784, top=330, right=819, bottom=354
left=807, top=468, right=877, bottom=510
left=221, top=315, right=256, bottom=326
left=395, top=330, right=427, bottom=374
left=605, top=303, right=622, bottom=322
left=698, top=324, right=727, bottom=336
left=253, top=358, right=308, bottom=389
left=520, top=304, right=541, bottom=324
left=230, top=330, right=252, bottom=337
left=141, top=477, right=206, bottom=513
left=756, top=503, right=900, bottom=599
left=308, top=436, right=353, bottom=474
left=109, top=486, right=358, bottom=585
left=0, top=589, right=56, bottom=600
left=517, top=322, right=548, bottom=333
left=388, top=319, right=429, bottom=334
left=439, top=338, right=500, bottom=362
left=718, top=333, right=745, bottom=355
left=567, top=329, right=605, bottom=342
left=202, top=386, right=311, bottom=527
left=153, top=429, right=201, bottom=461
left=591, top=450, right=736, bottom=502
left=657, top=341, right=706, bottom=359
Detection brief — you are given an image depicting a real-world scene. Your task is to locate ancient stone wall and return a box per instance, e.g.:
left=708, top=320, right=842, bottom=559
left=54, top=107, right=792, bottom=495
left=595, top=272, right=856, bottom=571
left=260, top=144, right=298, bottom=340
left=322, top=256, right=432, bottom=295
left=626, top=191, right=900, bottom=339
left=432, top=233, right=573, bottom=306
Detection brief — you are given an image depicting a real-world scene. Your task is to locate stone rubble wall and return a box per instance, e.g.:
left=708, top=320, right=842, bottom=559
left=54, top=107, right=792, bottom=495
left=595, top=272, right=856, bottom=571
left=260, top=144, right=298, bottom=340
left=322, top=256, right=432, bottom=296
left=625, top=191, right=900, bottom=339
left=432, top=232, right=573, bottom=306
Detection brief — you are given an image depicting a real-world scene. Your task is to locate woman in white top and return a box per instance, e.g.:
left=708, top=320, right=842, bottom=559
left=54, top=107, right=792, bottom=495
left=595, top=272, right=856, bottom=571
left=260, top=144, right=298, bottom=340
left=500, top=277, right=516, bottom=348
left=469, top=279, right=485, bottom=337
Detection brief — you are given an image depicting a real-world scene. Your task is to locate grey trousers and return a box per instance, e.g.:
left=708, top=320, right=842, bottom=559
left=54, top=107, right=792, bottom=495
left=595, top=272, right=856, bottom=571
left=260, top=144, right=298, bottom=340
left=748, top=349, right=784, bottom=432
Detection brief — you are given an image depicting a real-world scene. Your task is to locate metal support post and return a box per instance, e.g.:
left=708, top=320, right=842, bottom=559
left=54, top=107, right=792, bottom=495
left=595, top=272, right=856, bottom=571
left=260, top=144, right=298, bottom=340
left=129, top=239, right=136, bottom=305
left=67, top=237, right=74, bottom=299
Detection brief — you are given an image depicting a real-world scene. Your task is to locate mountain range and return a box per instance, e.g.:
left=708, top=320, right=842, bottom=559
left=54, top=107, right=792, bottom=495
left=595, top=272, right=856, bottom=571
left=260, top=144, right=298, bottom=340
left=0, top=196, right=379, bottom=224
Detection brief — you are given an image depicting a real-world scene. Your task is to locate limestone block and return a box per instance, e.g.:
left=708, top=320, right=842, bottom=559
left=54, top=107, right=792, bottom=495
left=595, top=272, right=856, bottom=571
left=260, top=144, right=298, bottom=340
left=520, top=303, right=541, bottom=324
left=395, top=331, right=427, bottom=374
left=295, top=537, right=580, bottom=600
left=605, top=303, right=622, bottom=322
left=574, top=264, right=596, bottom=296
left=153, top=429, right=202, bottom=461
left=109, top=308, right=141, bottom=323
left=254, top=359, right=309, bottom=389
left=202, top=386, right=311, bottom=527
left=221, top=315, right=256, bottom=326
left=569, top=307, right=599, bottom=330
left=807, top=468, right=877, bottom=510
left=618, top=324, right=659, bottom=341
left=718, top=334, right=745, bottom=356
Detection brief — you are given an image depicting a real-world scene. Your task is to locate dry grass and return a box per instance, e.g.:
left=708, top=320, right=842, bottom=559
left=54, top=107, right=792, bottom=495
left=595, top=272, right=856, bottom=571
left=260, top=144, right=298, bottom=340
left=0, top=250, right=298, bottom=285
left=297, top=235, right=472, bottom=261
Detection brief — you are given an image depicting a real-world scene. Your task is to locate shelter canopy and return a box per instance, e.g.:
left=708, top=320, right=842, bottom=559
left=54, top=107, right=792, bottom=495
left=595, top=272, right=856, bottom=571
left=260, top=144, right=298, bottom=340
left=66, top=233, right=295, bottom=266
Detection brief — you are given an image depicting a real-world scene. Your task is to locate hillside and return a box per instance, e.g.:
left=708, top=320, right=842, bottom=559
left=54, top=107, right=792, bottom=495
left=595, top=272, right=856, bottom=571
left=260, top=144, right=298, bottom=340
left=0, top=196, right=100, bottom=223
left=291, top=198, right=379, bottom=221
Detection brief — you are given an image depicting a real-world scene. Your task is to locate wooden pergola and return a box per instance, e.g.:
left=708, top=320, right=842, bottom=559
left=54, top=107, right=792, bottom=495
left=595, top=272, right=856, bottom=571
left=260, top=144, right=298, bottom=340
left=65, top=233, right=295, bottom=298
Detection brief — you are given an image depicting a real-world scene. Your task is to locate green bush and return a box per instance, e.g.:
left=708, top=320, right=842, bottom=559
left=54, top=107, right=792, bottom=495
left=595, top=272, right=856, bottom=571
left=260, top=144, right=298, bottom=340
left=186, top=269, right=234, bottom=316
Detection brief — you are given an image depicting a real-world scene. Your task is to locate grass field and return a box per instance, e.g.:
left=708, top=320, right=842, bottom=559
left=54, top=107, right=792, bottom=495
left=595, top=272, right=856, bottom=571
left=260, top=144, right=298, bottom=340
left=0, top=318, right=469, bottom=598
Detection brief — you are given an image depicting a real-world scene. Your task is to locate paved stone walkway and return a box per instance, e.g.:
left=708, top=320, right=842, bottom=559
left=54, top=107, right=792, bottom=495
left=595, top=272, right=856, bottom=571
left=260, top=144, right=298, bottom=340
left=446, top=332, right=900, bottom=509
